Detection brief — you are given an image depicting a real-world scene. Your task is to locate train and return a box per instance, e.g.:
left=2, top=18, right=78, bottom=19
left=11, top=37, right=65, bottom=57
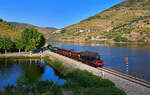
left=47, top=45, right=105, bottom=67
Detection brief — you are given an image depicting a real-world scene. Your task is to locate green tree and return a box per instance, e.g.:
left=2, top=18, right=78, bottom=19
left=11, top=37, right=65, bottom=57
left=14, top=37, right=24, bottom=53
left=38, top=34, right=46, bottom=48
left=114, top=35, right=129, bottom=42
left=114, top=35, right=122, bottom=42
left=21, top=28, right=46, bottom=52
left=60, top=28, right=66, bottom=33
left=0, top=36, right=13, bottom=54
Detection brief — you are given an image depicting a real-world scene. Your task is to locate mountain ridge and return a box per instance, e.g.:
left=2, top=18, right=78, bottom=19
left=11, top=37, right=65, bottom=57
left=9, top=22, right=58, bottom=30
left=9, top=22, right=58, bottom=39
left=0, top=19, right=58, bottom=40
left=53, top=0, right=150, bottom=42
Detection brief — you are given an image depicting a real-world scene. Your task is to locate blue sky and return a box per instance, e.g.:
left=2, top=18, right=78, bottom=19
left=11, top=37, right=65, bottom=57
left=0, top=0, right=125, bottom=29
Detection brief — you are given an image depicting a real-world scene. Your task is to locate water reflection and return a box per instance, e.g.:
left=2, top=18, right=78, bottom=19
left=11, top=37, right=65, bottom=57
left=0, top=59, right=66, bottom=90
left=50, top=41, right=150, bottom=50
left=17, top=61, right=45, bottom=87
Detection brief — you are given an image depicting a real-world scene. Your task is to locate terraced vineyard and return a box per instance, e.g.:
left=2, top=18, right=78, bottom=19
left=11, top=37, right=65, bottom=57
left=53, top=0, right=150, bottom=42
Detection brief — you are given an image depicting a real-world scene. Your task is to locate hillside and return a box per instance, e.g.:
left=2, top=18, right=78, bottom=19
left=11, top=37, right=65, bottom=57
left=10, top=22, right=58, bottom=39
left=53, top=0, right=150, bottom=42
left=0, top=19, right=21, bottom=40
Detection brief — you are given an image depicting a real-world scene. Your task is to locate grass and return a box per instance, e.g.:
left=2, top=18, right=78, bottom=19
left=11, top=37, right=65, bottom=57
left=0, top=56, right=126, bottom=95
left=44, top=56, right=71, bottom=75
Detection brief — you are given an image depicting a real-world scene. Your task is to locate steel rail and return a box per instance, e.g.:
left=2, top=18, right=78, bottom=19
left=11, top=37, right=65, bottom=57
left=97, top=67, right=150, bottom=88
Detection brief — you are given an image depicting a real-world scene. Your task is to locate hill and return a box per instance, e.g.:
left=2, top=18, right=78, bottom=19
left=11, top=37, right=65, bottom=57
left=0, top=19, right=21, bottom=40
left=54, top=0, right=150, bottom=42
left=9, top=22, right=58, bottom=39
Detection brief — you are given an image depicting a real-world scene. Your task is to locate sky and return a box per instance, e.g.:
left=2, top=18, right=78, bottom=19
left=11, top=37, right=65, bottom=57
left=0, top=0, right=125, bottom=29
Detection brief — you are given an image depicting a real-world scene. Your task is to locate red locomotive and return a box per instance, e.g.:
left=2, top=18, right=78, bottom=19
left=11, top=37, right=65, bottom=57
left=48, top=45, right=105, bottom=67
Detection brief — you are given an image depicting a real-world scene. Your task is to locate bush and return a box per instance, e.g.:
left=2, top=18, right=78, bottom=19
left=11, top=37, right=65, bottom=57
left=0, top=81, right=63, bottom=95
left=114, top=35, right=129, bottom=42
left=73, top=87, right=126, bottom=95
left=64, top=69, right=114, bottom=88
left=138, top=39, right=145, bottom=42
left=60, top=28, right=66, bottom=33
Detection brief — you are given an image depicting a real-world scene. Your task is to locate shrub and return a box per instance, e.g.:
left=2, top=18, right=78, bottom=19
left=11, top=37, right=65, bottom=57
left=73, top=87, right=126, bottom=95
left=138, top=39, right=145, bottom=42
left=64, top=69, right=114, bottom=88
left=114, top=35, right=129, bottom=42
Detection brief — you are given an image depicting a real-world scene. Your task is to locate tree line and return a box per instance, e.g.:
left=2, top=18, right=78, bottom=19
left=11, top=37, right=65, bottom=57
left=0, top=27, right=46, bottom=54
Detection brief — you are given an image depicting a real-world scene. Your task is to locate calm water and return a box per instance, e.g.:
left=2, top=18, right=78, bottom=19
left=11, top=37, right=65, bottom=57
left=55, top=44, right=150, bottom=82
left=0, top=59, right=65, bottom=90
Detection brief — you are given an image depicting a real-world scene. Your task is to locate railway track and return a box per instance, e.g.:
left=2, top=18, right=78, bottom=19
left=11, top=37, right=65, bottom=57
left=62, top=54, right=150, bottom=88
left=97, top=67, right=150, bottom=88
left=47, top=50, right=150, bottom=89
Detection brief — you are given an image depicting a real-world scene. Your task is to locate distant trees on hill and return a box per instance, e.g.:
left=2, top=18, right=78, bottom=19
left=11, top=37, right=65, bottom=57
left=0, top=27, right=46, bottom=53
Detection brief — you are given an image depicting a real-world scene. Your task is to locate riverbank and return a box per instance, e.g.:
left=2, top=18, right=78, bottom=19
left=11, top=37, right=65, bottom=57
left=0, top=53, right=42, bottom=59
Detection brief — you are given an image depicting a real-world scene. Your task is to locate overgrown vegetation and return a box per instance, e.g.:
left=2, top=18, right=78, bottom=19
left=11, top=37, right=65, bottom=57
left=44, top=56, right=71, bottom=75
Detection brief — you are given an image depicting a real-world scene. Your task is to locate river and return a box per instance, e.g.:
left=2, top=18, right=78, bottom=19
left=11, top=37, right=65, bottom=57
left=53, top=43, right=150, bottom=82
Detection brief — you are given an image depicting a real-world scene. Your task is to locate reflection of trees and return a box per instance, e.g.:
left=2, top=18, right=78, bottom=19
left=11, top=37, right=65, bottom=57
left=0, top=59, right=14, bottom=79
left=0, top=59, right=13, bottom=69
left=17, top=63, right=45, bottom=87
left=0, top=59, right=46, bottom=89
left=0, top=59, right=24, bottom=85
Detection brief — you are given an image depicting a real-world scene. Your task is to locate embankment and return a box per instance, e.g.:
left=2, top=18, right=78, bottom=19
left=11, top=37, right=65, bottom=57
left=43, top=50, right=150, bottom=95
left=44, top=55, right=126, bottom=95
